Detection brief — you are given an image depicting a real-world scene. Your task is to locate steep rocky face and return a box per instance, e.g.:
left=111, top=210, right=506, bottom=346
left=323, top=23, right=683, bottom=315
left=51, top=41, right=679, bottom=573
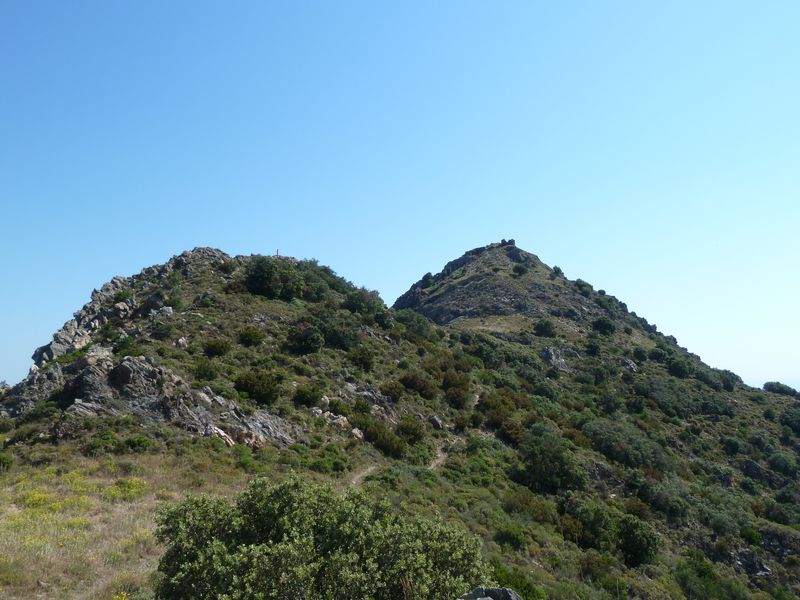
left=394, top=240, right=641, bottom=334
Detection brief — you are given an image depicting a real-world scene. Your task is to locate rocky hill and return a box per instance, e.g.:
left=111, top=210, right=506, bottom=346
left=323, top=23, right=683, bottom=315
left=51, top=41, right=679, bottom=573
left=1, top=242, right=799, bottom=599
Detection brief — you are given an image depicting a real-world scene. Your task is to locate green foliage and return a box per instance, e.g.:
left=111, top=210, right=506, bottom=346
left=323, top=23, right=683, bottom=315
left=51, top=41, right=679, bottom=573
left=667, top=356, right=692, bottom=378
left=494, top=524, right=527, bottom=550
left=675, top=552, right=750, bottom=600
left=155, top=477, right=489, bottom=599
left=113, top=289, right=133, bottom=303
left=237, top=326, right=266, bottom=347
left=193, top=357, right=219, bottom=381
left=347, top=345, right=374, bottom=371
left=583, top=419, right=668, bottom=470
left=235, top=369, right=281, bottom=405
left=591, top=317, right=615, bottom=335
left=533, top=319, right=556, bottom=337
left=559, top=493, right=614, bottom=550
left=516, top=423, right=586, bottom=493
left=395, top=415, right=425, bottom=445
left=292, top=385, right=323, bottom=407
left=0, top=453, right=12, bottom=471
left=767, top=451, right=797, bottom=476
left=399, top=370, right=438, bottom=400
left=780, top=406, right=800, bottom=435
left=379, top=380, right=405, bottom=403
left=575, top=279, right=593, bottom=297
left=286, top=320, right=324, bottom=355
left=203, top=338, right=231, bottom=357
left=512, top=263, right=528, bottom=277
left=616, top=514, right=659, bottom=567
left=245, top=256, right=304, bottom=300
left=764, top=381, right=798, bottom=397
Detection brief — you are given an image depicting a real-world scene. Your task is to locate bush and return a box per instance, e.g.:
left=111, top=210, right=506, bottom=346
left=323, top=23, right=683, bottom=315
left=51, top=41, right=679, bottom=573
left=768, top=451, right=797, bottom=476
left=764, top=381, right=798, bottom=397
left=780, top=407, right=800, bottom=436
left=379, top=380, right=405, bottom=403
left=0, top=453, right=13, bottom=471
left=235, top=369, right=281, bottom=405
left=395, top=415, right=425, bottom=445
left=675, top=552, right=749, bottom=600
left=495, top=524, right=526, bottom=550
left=592, top=317, right=615, bottom=335
left=533, top=319, right=556, bottom=337
left=512, top=264, right=528, bottom=277
left=293, top=385, right=323, bottom=407
left=582, top=419, right=668, bottom=470
left=667, top=357, right=692, bottom=379
left=203, top=338, right=231, bottom=357
left=347, top=346, right=374, bottom=371
left=516, top=423, right=586, bottom=493
left=616, top=514, right=659, bottom=567
left=194, top=357, right=220, bottom=381
left=155, top=477, right=489, bottom=600
left=359, top=419, right=407, bottom=458
left=399, top=371, right=438, bottom=400
left=245, top=256, right=304, bottom=300
left=238, top=326, right=266, bottom=347
left=286, top=321, right=324, bottom=355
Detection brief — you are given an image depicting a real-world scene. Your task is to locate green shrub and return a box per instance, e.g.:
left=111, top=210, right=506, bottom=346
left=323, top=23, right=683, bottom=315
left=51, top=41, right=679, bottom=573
left=0, top=453, right=12, bottom=471
left=155, top=476, right=489, bottom=600
left=768, top=451, right=797, bottom=476
left=495, top=524, right=527, bottom=550
left=151, top=321, right=174, bottom=341
left=194, top=357, right=220, bottom=381
left=675, top=551, right=749, bottom=600
left=395, top=415, right=425, bottom=445
left=533, top=319, right=556, bottom=338
left=355, top=417, right=407, bottom=458
left=592, top=317, right=615, bottom=335
left=780, top=407, right=800, bottom=436
left=667, top=356, right=692, bottom=378
left=245, top=256, right=303, bottom=300
left=516, top=423, right=586, bottom=493
left=616, top=514, right=659, bottom=567
left=764, top=381, right=798, bottom=397
left=559, top=493, right=614, bottom=550
left=203, top=338, right=231, bottom=357
left=512, top=264, right=528, bottom=277
left=400, top=371, right=439, bottom=400
left=293, top=385, right=323, bottom=407
left=235, top=369, right=281, bottom=405
left=347, top=346, right=374, bottom=371
left=238, top=326, right=266, bottom=347
left=583, top=419, right=668, bottom=470
left=379, top=380, right=405, bottom=403
left=286, top=321, right=324, bottom=355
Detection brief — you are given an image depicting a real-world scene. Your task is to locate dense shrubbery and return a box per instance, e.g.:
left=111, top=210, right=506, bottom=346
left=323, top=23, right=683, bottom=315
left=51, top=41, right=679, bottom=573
left=516, top=423, right=586, bottom=493
left=616, top=514, right=659, bottom=567
left=674, top=552, right=749, bottom=600
left=203, top=338, right=231, bottom=357
left=245, top=256, right=303, bottom=300
left=155, top=477, right=489, bottom=599
left=582, top=419, right=668, bottom=470
left=286, top=320, right=324, bottom=354
left=235, top=369, right=281, bottom=404
left=764, top=381, right=798, bottom=397
left=591, top=317, right=615, bottom=335
left=533, top=319, right=556, bottom=337
left=780, top=406, right=800, bottom=436
left=237, top=326, right=266, bottom=347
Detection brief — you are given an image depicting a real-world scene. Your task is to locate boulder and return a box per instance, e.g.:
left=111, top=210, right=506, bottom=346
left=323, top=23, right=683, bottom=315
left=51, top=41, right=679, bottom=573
left=461, top=587, right=523, bottom=600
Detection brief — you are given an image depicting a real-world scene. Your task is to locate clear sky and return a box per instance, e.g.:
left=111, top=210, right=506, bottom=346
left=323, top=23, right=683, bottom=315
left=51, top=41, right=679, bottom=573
left=1, top=1, right=798, bottom=390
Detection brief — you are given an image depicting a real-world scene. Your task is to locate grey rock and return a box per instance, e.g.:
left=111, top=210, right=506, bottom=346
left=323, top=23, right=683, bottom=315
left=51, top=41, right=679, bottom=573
left=430, top=415, right=445, bottom=430
left=621, top=357, right=638, bottom=372
left=351, top=428, right=364, bottom=441
left=540, top=346, right=580, bottom=372
left=461, top=588, right=523, bottom=600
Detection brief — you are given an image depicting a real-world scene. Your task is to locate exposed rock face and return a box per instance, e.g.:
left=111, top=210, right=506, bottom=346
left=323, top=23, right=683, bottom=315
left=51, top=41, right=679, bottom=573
left=31, top=248, right=232, bottom=368
left=461, top=587, right=523, bottom=600
left=5, top=348, right=302, bottom=449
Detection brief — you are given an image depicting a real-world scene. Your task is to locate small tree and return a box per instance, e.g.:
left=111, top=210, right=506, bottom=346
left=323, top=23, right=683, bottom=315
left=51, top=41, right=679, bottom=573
left=617, top=514, right=659, bottom=567
left=533, top=319, right=556, bottom=338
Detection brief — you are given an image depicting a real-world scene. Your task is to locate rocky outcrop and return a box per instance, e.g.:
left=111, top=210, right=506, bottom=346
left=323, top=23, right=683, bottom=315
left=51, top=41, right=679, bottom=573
left=31, top=248, right=233, bottom=368
left=5, top=348, right=302, bottom=449
left=461, top=588, right=523, bottom=600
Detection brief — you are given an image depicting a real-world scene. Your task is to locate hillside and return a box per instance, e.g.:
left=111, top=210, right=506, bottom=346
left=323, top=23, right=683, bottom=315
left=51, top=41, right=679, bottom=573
left=1, top=242, right=799, bottom=599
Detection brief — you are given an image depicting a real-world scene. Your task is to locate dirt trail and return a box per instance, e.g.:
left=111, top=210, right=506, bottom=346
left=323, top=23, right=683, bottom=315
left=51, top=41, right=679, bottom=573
left=350, top=465, right=377, bottom=486
left=428, top=445, right=447, bottom=471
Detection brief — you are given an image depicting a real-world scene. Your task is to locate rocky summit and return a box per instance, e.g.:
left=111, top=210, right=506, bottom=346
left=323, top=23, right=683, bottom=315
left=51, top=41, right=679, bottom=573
left=1, top=242, right=799, bottom=599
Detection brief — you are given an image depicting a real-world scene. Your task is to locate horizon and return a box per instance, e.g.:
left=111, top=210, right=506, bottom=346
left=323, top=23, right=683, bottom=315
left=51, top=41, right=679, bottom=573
left=2, top=2, right=798, bottom=390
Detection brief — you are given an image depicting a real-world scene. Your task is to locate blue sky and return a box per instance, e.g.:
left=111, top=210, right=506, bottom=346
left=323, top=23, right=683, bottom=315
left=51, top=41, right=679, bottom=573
left=1, top=1, right=798, bottom=389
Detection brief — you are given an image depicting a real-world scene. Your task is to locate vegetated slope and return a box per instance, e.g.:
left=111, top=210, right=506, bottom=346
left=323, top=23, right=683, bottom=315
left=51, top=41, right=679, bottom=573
left=1, top=243, right=799, bottom=599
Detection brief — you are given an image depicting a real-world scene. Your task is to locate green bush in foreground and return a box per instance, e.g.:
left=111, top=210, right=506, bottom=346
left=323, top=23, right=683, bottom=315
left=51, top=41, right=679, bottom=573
left=155, top=476, right=489, bottom=600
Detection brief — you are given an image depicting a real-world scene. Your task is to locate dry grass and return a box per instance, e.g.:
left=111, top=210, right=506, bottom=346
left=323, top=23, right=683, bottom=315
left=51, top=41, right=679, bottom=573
left=0, top=450, right=252, bottom=599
